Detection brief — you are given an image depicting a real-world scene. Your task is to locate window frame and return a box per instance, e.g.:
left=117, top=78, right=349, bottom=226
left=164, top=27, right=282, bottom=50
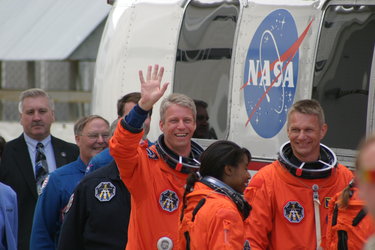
left=313, top=2, right=375, bottom=167
left=172, top=0, right=243, bottom=142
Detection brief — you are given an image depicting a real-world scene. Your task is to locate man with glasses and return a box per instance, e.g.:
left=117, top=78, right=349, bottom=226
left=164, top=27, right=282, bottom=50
left=57, top=92, right=152, bottom=250
left=30, top=115, right=109, bottom=250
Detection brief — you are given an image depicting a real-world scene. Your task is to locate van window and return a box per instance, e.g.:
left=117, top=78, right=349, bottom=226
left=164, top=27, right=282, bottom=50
left=312, top=5, right=375, bottom=150
left=174, top=0, right=240, bottom=140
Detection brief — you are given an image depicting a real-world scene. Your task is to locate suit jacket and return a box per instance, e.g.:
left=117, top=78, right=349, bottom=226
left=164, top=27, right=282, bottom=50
left=0, top=182, right=18, bottom=250
left=0, top=134, right=79, bottom=250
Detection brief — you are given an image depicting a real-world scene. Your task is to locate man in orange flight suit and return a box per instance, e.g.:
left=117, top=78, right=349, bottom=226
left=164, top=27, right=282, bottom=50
left=244, top=99, right=353, bottom=250
left=110, top=65, right=203, bottom=249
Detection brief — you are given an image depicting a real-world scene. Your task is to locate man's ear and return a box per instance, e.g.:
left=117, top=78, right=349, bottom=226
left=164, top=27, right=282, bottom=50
left=159, top=120, right=164, bottom=133
left=51, top=110, right=56, bottom=123
left=320, top=123, right=328, bottom=140
left=75, top=135, right=80, bottom=146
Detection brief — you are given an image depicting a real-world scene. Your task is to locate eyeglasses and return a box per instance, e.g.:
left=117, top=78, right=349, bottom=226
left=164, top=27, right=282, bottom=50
left=358, top=170, right=375, bottom=184
left=81, top=133, right=110, bottom=140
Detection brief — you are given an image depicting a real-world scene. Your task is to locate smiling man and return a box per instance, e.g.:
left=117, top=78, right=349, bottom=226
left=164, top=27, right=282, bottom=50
left=30, top=115, right=109, bottom=250
left=244, top=99, right=353, bottom=250
left=110, top=65, right=203, bottom=249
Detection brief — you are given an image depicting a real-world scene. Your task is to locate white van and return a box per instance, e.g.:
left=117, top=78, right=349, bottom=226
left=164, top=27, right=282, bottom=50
left=92, top=0, right=375, bottom=170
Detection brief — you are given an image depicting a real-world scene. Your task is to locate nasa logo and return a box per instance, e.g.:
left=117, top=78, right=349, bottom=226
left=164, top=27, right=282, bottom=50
left=283, top=201, right=304, bottom=223
left=242, top=9, right=313, bottom=138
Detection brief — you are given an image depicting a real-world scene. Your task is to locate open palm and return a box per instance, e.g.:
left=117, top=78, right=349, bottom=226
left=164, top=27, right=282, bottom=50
left=138, top=64, right=169, bottom=111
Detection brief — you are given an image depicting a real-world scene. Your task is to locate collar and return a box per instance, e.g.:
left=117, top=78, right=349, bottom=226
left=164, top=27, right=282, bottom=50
left=200, top=176, right=251, bottom=220
left=24, top=133, right=51, bottom=152
left=155, top=134, right=203, bottom=174
left=278, top=141, right=337, bottom=179
left=76, top=157, right=88, bottom=173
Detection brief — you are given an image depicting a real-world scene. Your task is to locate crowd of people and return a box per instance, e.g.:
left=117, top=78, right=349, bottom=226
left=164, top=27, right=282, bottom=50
left=0, top=64, right=374, bottom=250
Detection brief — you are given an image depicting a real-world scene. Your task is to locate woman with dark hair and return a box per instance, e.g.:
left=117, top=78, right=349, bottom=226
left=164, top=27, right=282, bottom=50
left=178, top=140, right=252, bottom=249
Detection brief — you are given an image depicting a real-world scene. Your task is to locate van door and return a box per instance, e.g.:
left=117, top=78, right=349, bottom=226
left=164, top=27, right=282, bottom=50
left=312, top=3, right=375, bottom=167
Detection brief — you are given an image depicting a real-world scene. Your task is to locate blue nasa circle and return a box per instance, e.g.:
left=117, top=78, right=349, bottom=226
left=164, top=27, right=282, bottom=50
left=243, top=9, right=299, bottom=138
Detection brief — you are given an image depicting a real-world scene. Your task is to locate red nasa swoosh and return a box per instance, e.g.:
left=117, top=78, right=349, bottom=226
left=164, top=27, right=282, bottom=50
left=242, top=19, right=314, bottom=127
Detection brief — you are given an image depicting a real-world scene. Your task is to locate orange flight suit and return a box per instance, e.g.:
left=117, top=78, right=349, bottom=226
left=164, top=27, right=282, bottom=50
left=110, top=124, right=188, bottom=249
left=244, top=161, right=353, bottom=250
left=324, top=185, right=375, bottom=250
left=178, top=182, right=250, bottom=250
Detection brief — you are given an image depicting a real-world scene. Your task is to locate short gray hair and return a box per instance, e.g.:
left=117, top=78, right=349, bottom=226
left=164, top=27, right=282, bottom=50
left=74, top=115, right=109, bottom=136
left=160, top=93, right=196, bottom=122
left=18, top=88, right=55, bottom=113
left=287, top=99, right=325, bottom=126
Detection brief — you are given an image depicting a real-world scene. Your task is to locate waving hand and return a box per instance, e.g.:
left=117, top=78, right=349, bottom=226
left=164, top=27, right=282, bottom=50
left=138, top=64, right=169, bottom=111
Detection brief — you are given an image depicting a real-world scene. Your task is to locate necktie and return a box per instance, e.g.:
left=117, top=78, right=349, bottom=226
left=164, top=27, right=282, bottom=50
left=35, top=142, right=49, bottom=195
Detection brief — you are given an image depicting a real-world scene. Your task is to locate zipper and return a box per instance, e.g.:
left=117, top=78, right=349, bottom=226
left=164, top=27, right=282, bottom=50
left=312, top=184, right=322, bottom=250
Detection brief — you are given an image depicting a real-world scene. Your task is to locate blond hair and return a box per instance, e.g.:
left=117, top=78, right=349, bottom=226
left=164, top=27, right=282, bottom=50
left=159, top=93, right=196, bottom=122
left=287, top=99, right=325, bottom=127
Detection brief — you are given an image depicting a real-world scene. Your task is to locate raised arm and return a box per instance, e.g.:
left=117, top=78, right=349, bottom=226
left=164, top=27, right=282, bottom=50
left=110, top=65, right=168, bottom=187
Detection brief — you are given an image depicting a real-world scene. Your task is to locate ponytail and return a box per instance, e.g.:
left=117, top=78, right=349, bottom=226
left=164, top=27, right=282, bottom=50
left=180, top=172, right=200, bottom=221
left=338, top=179, right=355, bottom=208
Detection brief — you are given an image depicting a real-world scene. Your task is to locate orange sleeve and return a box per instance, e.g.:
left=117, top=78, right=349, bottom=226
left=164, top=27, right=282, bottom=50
left=244, top=171, right=273, bottom=250
left=109, top=121, right=150, bottom=200
left=207, top=207, right=246, bottom=250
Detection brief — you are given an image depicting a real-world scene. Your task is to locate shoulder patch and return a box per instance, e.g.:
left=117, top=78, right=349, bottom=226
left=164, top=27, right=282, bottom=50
left=146, top=148, right=158, bottom=160
left=159, top=190, right=179, bottom=212
left=95, top=182, right=116, bottom=202
left=284, top=201, right=304, bottom=223
left=62, top=193, right=74, bottom=220
left=41, top=175, right=50, bottom=192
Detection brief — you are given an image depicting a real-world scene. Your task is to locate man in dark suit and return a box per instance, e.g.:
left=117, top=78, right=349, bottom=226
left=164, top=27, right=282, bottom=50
left=0, top=88, right=79, bottom=250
